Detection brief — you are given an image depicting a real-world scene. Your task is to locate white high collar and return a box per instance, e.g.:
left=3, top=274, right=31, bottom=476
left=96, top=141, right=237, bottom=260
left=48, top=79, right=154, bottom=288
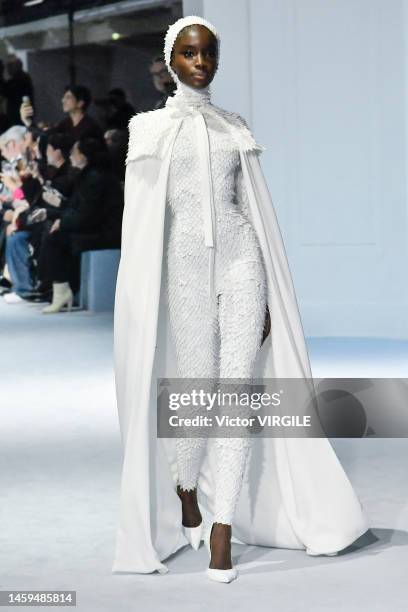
left=171, top=80, right=211, bottom=110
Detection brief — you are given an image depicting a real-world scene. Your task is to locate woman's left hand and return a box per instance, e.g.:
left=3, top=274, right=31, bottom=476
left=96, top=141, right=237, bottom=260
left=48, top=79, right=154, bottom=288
left=261, top=305, right=270, bottom=346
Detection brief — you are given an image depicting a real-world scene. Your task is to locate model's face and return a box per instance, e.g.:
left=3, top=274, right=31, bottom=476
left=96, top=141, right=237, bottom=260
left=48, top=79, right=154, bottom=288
left=170, top=25, right=218, bottom=89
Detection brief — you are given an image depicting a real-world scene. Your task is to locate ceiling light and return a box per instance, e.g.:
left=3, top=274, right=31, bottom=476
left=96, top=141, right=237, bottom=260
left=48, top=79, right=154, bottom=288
left=24, top=0, right=45, bottom=7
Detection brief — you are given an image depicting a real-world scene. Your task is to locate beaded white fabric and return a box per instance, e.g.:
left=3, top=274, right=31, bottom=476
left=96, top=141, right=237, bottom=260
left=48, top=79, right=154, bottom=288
left=165, top=81, right=267, bottom=525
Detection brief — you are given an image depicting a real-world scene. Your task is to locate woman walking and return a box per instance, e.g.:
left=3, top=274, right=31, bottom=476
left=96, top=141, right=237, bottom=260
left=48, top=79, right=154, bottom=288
left=113, top=15, right=368, bottom=582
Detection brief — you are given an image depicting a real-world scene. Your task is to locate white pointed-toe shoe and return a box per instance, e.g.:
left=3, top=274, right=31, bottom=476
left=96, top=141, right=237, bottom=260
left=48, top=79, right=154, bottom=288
left=204, top=524, right=238, bottom=583
left=182, top=521, right=203, bottom=550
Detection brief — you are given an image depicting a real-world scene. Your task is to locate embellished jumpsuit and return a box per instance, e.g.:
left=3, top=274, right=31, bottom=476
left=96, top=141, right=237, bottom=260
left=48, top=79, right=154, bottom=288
left=165, top=83, right=267, bottom=525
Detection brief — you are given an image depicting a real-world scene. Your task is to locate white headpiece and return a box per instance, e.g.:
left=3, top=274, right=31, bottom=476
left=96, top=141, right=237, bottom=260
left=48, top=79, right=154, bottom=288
left=163, top=15, right=220, bottom=86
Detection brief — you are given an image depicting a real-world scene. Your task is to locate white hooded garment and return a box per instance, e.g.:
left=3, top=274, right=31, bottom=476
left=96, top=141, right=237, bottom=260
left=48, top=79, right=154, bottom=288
left=112, top=96, right=369, bottom=574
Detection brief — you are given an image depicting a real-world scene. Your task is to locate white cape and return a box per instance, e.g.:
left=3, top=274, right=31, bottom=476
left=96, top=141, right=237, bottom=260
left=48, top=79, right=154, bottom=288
left=112, top=106, right=369, bottom=574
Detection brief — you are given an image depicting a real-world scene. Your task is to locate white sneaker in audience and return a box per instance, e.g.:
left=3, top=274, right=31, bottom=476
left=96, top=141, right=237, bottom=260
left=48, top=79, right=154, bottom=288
left=3, top=292, right=25, bottom=304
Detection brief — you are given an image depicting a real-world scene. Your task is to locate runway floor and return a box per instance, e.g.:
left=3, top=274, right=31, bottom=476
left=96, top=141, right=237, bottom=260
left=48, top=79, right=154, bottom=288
left=1, top=297, right=407, bottom=611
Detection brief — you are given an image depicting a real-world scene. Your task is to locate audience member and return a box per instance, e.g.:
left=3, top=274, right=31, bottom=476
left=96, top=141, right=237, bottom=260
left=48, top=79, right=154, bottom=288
left=21, top=85, right=103, bottom=143
left=39, top=137, right=124, bottom=313
left=105, top=88, right=135, bottom=131
left=104, top=129, right=127, bottom=182
left=0, top=49, right=176, bottom=312
left=3, top=56, right=34, bottom=127
left=0, top=60, right=9, bottom=133
left=149, top=55, right=176, bottom=109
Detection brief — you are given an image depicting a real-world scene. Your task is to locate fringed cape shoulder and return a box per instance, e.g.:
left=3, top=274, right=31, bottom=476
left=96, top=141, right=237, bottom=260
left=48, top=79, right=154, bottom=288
left=125, top=103, right=265, bottom=164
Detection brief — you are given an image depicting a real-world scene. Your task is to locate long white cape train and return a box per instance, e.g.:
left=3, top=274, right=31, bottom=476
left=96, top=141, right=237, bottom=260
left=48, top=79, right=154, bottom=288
left=112, top=103, right=369, bottom=573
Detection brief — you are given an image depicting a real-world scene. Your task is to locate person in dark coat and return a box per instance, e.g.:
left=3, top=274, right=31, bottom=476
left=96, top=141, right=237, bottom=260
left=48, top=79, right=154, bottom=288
left=2, top=133, right=78, bottom=303
left=3, top=56, right=34, bottom=127
left=48, top=85, right=103, bottom=142
left=20, top=85, right=103, bottom=143
left=39, top=136, right=124, bottom=313
left=105, top=88, right=135, bottom=131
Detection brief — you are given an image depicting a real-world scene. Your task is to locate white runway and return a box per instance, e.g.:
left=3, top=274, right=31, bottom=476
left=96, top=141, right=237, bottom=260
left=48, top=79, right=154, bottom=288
left=1, top=297, right=407, bottom=611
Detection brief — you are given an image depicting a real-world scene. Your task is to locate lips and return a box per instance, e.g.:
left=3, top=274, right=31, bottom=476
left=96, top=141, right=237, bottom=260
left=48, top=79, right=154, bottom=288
left=192, top=72, right=208, bottom=80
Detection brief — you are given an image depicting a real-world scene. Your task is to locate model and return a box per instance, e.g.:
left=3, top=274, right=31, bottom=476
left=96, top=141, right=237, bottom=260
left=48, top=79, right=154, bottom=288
left=113, top=15, right=369, bottom=582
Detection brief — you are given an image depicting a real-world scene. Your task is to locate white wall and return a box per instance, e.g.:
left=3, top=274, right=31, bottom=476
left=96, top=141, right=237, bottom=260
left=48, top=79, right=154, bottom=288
left=184, top=0, right=408, bottom=338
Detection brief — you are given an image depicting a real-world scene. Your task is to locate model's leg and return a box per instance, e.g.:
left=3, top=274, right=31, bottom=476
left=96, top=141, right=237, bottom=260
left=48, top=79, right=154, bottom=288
left=211, top=260, right=267, bottom=568
left=167, top=237, right=218, bottom=526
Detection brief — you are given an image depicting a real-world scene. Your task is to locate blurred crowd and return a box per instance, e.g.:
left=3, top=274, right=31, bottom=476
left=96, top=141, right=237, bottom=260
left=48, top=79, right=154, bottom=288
left=0, top=53, right=175, bottom=313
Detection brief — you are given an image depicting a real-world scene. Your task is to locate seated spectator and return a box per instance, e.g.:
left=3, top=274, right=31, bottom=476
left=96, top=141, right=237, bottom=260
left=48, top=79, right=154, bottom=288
left=149, top=55, right=176, bottom=109
left=20, top=84, right=103, bottom=143
left=0, top=124, right=27, bottom=166
left=0, top=125, right=30, bottom=296
left=3, top=133, right=79, bottom=303
left=39, top=136, right=123, bottom=314
left=105, top=88, right=135, bottom=131
left=7, top=127, right=47, bottom=208
left=104, top=128, right=127, bottom=182
left=41, top=132, right=78, bottom=201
